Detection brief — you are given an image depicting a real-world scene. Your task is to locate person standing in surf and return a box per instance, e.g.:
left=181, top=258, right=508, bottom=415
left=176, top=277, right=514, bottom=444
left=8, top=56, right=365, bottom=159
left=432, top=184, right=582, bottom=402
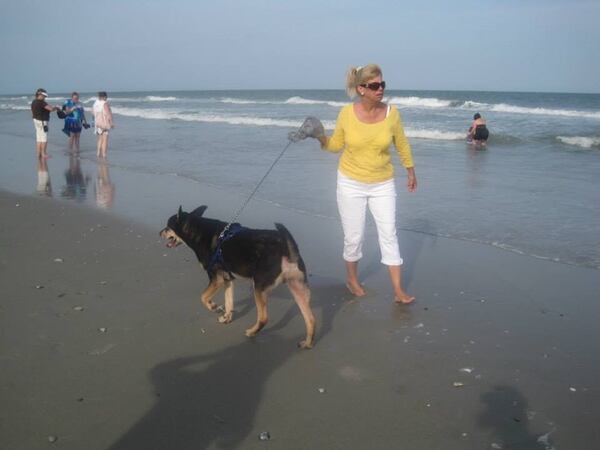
left=31, top=88, right=59, bottom=159
left=93, top=91, right=114, bottom=158
left=62, top=92, right=89, bottom=154
left=291, top=64, right=417, bottom=304
left=468, top=113, right=489, bottom=144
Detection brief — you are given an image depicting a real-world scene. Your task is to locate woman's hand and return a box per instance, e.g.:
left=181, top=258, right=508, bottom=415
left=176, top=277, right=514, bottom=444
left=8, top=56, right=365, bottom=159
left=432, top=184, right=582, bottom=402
left=406, top=167, right=417, bottom=192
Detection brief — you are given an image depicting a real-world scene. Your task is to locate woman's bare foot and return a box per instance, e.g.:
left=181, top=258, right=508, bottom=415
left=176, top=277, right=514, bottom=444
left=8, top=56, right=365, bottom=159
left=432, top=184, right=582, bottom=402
left=346, top=280, right=366, bottom=297
left=394, top=291, right=415, bottom=304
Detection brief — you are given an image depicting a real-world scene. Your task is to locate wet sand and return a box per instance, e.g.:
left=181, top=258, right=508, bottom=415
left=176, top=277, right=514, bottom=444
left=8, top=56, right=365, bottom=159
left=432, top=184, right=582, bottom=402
left=1, top=127, right=600, bottom=449
left=1, top=182, right=600, bottom=450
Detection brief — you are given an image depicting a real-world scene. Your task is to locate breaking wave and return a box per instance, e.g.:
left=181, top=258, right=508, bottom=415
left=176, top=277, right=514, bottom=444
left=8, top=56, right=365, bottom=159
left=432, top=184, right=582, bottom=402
left=283, top=96, right=347, bottom=107
left=0, top=103, right=29, bottom=111
left=387, top=96, right=454, bottom=108
left=112, top=106, right=332, bottom=128
left=218, top=96, right=347, bottom=107
left=556, top=136, right=600, bottom=149
left=487, top=103, right=600, bottom=119
left=405, top=128, right=465, bottom=140
left=111, top=106, right=466, bottom=140
left=144, top=95, right=177, bottom=101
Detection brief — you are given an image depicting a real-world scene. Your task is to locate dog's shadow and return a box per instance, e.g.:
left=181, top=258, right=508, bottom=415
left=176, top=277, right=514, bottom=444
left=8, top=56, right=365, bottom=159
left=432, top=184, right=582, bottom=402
left=109, top=275, right=349, bottom=450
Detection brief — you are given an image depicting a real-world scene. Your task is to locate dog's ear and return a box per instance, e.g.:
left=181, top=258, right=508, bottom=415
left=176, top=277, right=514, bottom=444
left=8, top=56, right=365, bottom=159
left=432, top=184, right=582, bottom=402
left=177, top=205, right=183, bottom=221
left=191, top=205, right=207, bottom=218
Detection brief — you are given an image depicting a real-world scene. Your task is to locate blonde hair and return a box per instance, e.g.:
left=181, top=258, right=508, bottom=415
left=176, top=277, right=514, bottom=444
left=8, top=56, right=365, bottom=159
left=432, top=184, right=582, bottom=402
left=345, top=64, right=382, bottom=98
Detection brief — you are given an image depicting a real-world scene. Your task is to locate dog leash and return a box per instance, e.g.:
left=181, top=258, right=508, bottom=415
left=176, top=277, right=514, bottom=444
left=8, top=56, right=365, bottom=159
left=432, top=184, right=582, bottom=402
left=209, top=127, right=301, bottom=274
left=219, top=137, right=295, bottom=238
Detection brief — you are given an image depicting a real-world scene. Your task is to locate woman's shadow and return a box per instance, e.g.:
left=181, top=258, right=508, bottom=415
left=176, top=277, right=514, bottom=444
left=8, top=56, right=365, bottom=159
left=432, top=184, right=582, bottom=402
left=109, top=275, right=348, bottom=450
left=478, top=385, right=552, bottom=449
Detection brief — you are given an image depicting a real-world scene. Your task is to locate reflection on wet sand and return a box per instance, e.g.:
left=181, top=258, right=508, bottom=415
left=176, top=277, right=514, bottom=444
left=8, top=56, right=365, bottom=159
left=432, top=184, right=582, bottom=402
left=95, top=161, right=115, bottom=209
left=36, top=157, right=52, bottom=197
left=61, top=155, right=90, bottom=201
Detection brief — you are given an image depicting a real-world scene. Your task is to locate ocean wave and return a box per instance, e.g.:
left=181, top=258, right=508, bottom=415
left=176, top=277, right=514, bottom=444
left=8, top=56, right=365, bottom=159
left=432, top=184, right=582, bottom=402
left=111, top=106, right=467, bottom=140
left=284, top=96, right=347, bottom=107
left=556, top=136, right=600, bottom=149
left=0, top=103, right=29, bottom=111
left=218, top=96, right=348, bottom=107
left=145, top=95, right=177, bottom=101
left=459, top=100, right=487, bottom=109
left=387, top=96, right=454, bottom=108
left=112, top=106, right=338, bottom=128
left=487, top=103, right=600, bottom=119
left=219, top=97, right=276, bottom=105
left=405, top=128, right=465, bottom=140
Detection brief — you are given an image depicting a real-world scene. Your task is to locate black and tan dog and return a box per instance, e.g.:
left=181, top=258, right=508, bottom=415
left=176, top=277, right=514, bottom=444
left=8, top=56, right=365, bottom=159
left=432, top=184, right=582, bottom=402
left=160, top=206, right=315, bottom=349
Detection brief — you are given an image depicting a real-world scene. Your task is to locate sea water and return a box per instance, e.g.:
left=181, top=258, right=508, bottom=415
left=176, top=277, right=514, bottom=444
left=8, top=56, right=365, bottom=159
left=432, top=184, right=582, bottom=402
left=1, top=89, right=599, bottom=268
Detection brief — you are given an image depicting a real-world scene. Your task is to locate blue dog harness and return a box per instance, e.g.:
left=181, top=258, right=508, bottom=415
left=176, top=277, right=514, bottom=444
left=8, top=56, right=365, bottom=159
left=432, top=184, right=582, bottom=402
left=207, top=223, right=246, bottom=276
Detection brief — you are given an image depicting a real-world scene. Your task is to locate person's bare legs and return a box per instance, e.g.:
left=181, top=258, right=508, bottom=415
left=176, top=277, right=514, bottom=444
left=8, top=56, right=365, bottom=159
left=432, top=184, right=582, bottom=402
left=388, top=265, right=415, bottom=304
left=71, top=132, right=80, bottom=154
left=36, top=142, right=44, bottom=159
left=98, top=133, right=109, bottom=158
left=37, top=142, right=49, bottom=159
left=337, top=174, right=367, bottom=297
left=97, top=133, right=109, bottom=158
left=345, top=260, right=366, bottom=296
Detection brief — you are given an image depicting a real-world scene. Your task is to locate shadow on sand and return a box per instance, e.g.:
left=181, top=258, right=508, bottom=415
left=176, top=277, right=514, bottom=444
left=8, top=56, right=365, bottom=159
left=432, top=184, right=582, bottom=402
left=109, top=276, right=349, bottom=450
left=478, top=385, right=553, bottom=450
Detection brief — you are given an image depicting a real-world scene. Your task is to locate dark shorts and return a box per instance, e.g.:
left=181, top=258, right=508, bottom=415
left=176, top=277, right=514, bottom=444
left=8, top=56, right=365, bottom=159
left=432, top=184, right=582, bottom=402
left=474, top=125, right=489, bottom=141
left=65, top=120, right=82, bottom=134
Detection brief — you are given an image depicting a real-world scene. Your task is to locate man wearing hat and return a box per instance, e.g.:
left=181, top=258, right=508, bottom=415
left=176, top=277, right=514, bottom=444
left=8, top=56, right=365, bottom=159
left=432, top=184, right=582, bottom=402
left=31, top=89, right=59, bottom=159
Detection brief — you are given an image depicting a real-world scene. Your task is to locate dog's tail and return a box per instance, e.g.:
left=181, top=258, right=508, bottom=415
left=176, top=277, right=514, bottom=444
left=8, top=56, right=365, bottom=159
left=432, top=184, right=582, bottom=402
left=275, top=223, right=302, bottom=263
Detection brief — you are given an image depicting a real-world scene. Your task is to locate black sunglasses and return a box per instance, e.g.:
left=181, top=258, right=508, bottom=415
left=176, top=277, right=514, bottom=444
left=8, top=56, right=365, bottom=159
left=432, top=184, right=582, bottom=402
left=360, top=81, right=386, bottom=91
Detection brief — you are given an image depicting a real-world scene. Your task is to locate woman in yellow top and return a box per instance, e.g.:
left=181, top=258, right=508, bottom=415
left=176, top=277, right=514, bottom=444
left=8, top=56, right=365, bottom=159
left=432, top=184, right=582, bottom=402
left=292, top=64, right=417, bottom=303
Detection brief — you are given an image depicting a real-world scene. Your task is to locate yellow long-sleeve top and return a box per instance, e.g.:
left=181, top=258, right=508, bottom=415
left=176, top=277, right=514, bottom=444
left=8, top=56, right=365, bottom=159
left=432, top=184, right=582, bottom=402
left=323, top=104, right=414, bottom=183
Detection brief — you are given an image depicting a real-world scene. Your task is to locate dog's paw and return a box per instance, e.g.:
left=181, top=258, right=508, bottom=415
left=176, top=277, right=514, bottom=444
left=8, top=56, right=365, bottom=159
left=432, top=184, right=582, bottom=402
left=245, top=328, right=257, bottom=337
left=218, top=312, right=233, bottom=324
left=204, top=301, right=218, bottom=312
left=297, top=340, right=313, bottom=349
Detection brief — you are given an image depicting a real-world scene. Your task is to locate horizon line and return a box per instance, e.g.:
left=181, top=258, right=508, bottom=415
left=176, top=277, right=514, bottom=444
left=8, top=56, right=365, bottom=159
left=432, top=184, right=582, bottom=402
left=2, top=87, right=599, bottom=97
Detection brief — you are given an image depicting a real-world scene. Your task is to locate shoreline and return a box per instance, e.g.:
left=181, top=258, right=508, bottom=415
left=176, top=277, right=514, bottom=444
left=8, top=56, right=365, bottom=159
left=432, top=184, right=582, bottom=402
left=0, top=129, right=596, bottom=272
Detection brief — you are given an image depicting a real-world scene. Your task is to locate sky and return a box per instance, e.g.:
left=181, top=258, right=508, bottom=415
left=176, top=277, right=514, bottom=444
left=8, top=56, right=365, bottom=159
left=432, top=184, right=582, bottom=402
left=1, top=0, right=599, bottom=95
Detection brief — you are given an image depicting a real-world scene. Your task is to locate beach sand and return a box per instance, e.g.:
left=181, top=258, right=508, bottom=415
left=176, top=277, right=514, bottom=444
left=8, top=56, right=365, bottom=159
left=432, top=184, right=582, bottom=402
left=1, top=132, right=600, bottom=449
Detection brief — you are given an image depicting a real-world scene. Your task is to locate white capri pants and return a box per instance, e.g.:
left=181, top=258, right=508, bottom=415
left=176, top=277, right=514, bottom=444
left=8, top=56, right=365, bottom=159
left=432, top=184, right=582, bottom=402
left=336, top=171, right=403, bottom=266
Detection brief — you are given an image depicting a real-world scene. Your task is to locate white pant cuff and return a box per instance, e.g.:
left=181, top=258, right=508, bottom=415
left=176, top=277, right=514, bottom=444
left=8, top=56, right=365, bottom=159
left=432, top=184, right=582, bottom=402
left=381, top=258, right=403, bottom=266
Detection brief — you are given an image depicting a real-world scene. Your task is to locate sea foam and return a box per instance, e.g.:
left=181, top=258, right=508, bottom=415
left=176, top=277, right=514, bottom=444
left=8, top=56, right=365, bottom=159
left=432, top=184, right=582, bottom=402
left=112, top=106, right=332, bottom=128
left=387, top=96, right=454, bottom=108
left=0, top=104, right=29, bottom=111
left=112, top=106, right=465, bottom=140
left=405, top=128, right=465, bottom=140
left=144, top=96, right=177, bottom=101
left=488, top=103, right=600, bottom=119
left=556, top=136, right=600, bottom=149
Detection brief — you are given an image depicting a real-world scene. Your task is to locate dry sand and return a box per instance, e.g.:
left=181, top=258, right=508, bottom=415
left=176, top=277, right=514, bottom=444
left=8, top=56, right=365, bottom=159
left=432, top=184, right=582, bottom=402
left=1, top=185, right=600, bottom=450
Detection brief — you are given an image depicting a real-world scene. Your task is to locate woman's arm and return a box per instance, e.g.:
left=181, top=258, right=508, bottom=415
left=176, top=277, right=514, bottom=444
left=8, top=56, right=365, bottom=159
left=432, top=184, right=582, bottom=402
left=392, top=109, right=414, bottom=169
left=392, top=108, right=417, bottom=192
left=320, top=108, right=346, bottom=152
left=406, top=167, right=417, bottom=192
